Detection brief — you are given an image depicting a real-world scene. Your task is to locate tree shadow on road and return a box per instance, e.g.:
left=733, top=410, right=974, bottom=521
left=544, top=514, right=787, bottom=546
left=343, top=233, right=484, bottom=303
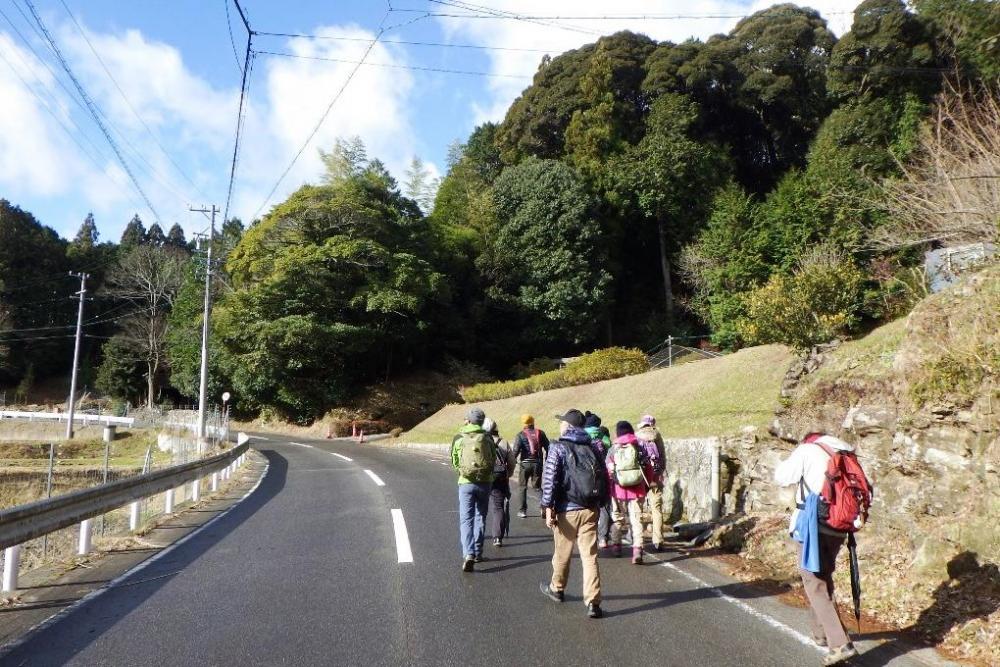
left=851, top=551, right=1000, bottom=666
left=0, top=449, right=288, bottom=665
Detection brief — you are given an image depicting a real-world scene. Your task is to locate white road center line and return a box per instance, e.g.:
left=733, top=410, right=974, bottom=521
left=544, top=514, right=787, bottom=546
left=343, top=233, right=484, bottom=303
left=364, top=469, right=386, bottom=487
left=659, top=561, right=821, bottom=652
left=332, top=452, right=353, bottom=462
left=390, top=509, right=414, bottom=563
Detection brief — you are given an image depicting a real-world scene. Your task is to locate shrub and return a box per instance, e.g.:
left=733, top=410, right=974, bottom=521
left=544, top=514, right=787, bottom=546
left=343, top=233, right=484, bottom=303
left=460, top=347, right=649, bottom=402
left=738, top=248, right=865, bottom=350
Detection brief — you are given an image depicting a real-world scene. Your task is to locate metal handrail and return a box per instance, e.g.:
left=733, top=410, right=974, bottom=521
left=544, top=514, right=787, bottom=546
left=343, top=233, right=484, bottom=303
left=0, top=439, right=249, bottom=551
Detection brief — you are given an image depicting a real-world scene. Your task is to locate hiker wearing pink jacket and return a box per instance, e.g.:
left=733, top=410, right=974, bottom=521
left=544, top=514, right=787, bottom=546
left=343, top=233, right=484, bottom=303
left=605, top=421, right=650, bottom=564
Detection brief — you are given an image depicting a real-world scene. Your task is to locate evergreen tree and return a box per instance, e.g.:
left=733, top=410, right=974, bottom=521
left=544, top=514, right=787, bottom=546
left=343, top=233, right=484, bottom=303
left=120, top=214, right=146, bottom=248
left=146, top=223, right=167, bottom=248
left=166, top=223, right=187, bottom=249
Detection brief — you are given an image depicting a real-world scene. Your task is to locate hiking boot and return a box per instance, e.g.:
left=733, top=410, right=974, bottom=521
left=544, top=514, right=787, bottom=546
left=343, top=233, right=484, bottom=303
left=473, top=554, right=486, bottom=563
left=462, top=557, right=475, bottom=573
left=587, top=603, right=603, bottom=619
left=631, top=547, right=643, bottom=564
left=823, top=644, right=858, bottom=665
left=539, top=582, right=564, bottom=603
left=611, top=544, right=622, bottom=558
left=651, top=542, right=663, bottom=553
left=517, top=510, right=527, bottom=519
left=493, top=538, right=502, bottom=547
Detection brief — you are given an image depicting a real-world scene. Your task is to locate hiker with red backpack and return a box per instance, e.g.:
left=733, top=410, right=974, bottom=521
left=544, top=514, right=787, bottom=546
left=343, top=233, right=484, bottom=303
left=775, top=432, right=873, bottom=666
left=484, top=418, right=517, bottom=547
left=451, top=408, right=498, bottom=572
left=635, top=415, right=667, bottom=552
left=512, top=414, right=550, bottom=518
left=605, top=421, right=649, bottom=564
left=539, top=408, right=608, bottom=619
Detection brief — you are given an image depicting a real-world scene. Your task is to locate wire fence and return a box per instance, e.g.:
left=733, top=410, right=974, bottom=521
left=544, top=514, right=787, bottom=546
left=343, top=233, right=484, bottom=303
left=646, top=336, right=726, bottom=370
left=0, top=405, right=234, bottom=576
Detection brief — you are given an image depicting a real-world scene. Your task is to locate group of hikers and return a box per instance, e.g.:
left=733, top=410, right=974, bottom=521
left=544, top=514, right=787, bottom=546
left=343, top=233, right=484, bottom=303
left=451, top=406, right=667, bottom=620
left=450, top=405, right=874, bottom=666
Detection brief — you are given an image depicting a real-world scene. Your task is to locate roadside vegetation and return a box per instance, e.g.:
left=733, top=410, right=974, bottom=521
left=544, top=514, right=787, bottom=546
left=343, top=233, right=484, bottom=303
left=1, top=0, right=997, bottom=428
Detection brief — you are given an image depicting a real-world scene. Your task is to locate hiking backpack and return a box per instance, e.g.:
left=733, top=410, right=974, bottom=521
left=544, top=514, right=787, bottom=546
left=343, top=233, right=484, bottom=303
left=493, top=441, right=510, bottom=477
left=523, top=428, right=541, bottom=458
left=804, top=435, right=874, bottom=533
left=638, top=436, right=664, bottom=475
left=562, top=442, right=607, bottom=507
left=611, top=443, right=643, bottom=487
left=458, top=431, right=494, bottom=481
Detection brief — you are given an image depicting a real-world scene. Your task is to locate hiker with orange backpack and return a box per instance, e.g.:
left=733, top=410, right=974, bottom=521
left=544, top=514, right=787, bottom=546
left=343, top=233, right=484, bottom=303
left=512, top=414, right=550, bottom=518
left=775, top=432, right=873, bottom=666
left=605, top=421, right=649, bottom=564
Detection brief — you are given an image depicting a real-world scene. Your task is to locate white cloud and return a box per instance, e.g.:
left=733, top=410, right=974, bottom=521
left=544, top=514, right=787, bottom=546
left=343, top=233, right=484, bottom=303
left=437, top=0, right=863, bottom=125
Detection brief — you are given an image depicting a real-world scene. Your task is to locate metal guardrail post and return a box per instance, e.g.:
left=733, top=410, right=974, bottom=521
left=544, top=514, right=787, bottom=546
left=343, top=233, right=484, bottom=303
left=164, top=488, right=175, bottom=514
left=2, top=545, right=20, bottom=592
left=191, top=479, right=200, bottom=503
left=78, top=519, right=92, bottom=555
left=211, top=472, right=218, bottom=492
left=711, top=442, right=722, bottom=520
left=129, top=502, right=140, bottom=532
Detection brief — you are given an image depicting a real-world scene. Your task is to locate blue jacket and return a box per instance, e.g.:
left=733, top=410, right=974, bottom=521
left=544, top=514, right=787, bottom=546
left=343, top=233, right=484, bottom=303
left=541, top=427, right=603, bottom=513
left=793, top=492, right=821, bottom=573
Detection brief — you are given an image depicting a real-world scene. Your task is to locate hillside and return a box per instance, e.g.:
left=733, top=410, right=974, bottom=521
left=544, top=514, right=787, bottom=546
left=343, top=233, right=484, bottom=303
left=405, top=344, right=794, bottom=443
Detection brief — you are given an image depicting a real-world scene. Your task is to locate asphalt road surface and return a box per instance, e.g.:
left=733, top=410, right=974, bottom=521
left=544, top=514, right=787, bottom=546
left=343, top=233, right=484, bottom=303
left=2, top=435, right=948, bottom=667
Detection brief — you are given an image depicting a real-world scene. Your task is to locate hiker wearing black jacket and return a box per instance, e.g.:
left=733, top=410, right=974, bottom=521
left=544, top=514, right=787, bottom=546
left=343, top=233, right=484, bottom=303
left=512, top=414, right=549, bottom=518
left=539, top=408, right=607, bottom=619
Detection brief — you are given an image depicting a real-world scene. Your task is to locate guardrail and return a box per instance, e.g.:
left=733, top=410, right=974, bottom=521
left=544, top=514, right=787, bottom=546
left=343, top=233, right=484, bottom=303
left=0, top=410, right=135, bottom=427
left=1, top=433, right=253, bottom=592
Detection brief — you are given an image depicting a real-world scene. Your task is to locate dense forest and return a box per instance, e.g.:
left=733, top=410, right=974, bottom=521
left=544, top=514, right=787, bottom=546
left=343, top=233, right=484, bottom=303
left=1, top=0, right=997, bottom=421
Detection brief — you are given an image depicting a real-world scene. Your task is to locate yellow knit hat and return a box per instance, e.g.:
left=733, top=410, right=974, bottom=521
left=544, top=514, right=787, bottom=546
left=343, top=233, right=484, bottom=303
left=521, top=414, right=534, bottom=426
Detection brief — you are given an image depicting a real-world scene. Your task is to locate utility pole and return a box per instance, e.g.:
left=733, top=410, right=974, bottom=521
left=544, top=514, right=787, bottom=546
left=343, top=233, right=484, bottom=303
left=65, top=272, right=89, bottom=439
left=190, top=205, right=219, bottom=451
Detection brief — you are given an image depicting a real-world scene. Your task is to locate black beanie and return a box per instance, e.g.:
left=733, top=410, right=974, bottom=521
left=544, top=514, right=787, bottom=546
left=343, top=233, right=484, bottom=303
left=616, top=420, right=634, bottom=437
left=584, top=412, right=602, bottom=428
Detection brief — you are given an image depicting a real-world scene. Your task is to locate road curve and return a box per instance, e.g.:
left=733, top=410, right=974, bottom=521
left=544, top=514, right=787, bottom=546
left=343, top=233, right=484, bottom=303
left=2, top=435, right=938, bottom=666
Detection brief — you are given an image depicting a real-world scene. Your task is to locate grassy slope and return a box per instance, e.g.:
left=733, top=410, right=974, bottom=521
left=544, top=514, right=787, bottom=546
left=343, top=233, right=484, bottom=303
left=405, top=344, right=794, bottom=443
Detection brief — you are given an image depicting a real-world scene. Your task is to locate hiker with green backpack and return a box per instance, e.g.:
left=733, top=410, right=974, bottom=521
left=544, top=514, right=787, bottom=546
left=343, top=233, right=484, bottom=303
left=451, top=407, right=498, bottom=572
left=606, top=421, right=650, bottom=564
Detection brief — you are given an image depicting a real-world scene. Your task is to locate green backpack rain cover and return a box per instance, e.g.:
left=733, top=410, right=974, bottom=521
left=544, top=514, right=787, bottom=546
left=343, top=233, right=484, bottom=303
left=458, top=431, right=494, bottom=481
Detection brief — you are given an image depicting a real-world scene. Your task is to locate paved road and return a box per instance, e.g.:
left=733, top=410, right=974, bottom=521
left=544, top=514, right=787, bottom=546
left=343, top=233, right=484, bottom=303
left=2, top=435, right=947, bottom=666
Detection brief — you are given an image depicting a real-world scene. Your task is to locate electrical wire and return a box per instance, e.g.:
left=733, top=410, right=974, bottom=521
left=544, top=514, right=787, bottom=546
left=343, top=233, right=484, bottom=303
left=58, top=0, right=210, bottom=203
left=223, top=0, right=245, bottom=75
left=254, top=31, right=553, bottom=53
left=255, top=49, right=529, bottom=78
left=21, top=0, right=163, bottom=222
left=221, top=0, right=255, bottom=230
left=251, top=12, right=391, bottom=222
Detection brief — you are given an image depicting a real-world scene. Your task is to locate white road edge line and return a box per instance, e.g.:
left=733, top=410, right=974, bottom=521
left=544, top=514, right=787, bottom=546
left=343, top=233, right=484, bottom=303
left=331, top=452, right=353, bottom=462
left=252, top=435, right=270, bottom=441
left=364, top=469, right=386, bottom=487
left=659, top=561, right=822, bottom=653
left=0, top=457, right=271, bottom=658
left=390, top=509, right=414, bottom=563
left=287, top=442, right=314, bottom=448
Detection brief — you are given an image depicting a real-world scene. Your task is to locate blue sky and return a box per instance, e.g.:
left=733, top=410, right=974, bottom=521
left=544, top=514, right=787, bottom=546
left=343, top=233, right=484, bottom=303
left=0, top=0, right=859, bottom=242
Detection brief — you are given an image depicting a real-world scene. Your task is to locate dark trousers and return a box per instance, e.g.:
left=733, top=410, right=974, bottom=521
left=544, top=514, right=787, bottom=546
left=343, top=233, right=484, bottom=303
left=489, top=480, right=510, bottom=539
left=597, top=500, right=613, bottom=543
left=799, top=532, right=850, bottom=649
left=518, top=462, right=541, bottom=513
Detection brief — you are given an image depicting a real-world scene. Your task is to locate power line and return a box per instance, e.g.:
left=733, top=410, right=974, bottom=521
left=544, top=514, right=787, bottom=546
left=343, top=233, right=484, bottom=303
left=421, top=0, right=601, bottom=36
left=22, top=0, right=163, bottom=222
left=251, top=12, right=390, bottom=222
left=222, top=0, right=255, bottom=228
left=254, top=30, right=553, bottom=53
left=255, top=49, right=530, bottom=78
left=58, top=0, right=210, bottom=202
left=223, top=0, right=245, bottom=75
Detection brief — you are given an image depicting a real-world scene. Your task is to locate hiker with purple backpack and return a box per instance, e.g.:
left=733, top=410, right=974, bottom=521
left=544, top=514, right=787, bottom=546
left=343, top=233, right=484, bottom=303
left=635, top=415, right=667, bottom=552
left=513, top=414, right=550, bottom=518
